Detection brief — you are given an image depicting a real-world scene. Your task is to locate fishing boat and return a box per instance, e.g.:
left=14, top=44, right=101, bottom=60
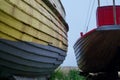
left=74, top=0, right=120, bottom=73
left=0, top=0, right=68, bottom=79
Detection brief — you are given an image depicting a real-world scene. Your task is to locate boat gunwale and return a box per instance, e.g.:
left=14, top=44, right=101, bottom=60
left=41, top=0, right=69, bottom=32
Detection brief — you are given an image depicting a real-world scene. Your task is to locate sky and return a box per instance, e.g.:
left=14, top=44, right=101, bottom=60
left=61, top=0, right=120, bottom=67
left=61, top=0, right=97, bottom=67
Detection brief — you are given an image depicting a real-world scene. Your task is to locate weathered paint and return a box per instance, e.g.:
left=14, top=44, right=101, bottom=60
left=74, top=26, right=120, bottom=72
left=0, top=0, right=68, bottom=50
left=0, top=39, right=66, bottom=77
left=0, top=0, right=68, bottom=78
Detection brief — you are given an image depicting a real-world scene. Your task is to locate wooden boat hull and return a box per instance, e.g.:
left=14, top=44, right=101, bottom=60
left=0, top=0, right=68, bottom=78
left=74, top=25, right=120, bottom=73
left=0, top=39, right=66, bottom=77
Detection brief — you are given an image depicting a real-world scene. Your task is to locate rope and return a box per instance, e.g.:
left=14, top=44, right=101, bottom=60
left=84, top=0, right=91, bottom=30
left=85, top=0, right=96, bottom=32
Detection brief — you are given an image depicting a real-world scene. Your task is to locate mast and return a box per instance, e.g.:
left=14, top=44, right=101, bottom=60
left=98, top=0, right=100, bottom=7
left=113, top=0, right=117, bottom=25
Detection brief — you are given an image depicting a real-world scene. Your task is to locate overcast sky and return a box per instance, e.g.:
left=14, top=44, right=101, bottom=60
left=61, top=0, right=97, bottom=67
left=61, top=0, right=120, bottom=67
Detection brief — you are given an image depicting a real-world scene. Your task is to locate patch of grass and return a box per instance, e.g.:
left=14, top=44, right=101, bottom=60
left=50, top=69, right=86, bottom=80
left=67, top=70, right=86, bottom=80
left=50, top=69, right=64, bottom=80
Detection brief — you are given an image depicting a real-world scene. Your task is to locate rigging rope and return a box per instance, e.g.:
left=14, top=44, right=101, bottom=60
left=85, top=0, right=96, bottom=32
left=84, top=0, right=91, bottom=31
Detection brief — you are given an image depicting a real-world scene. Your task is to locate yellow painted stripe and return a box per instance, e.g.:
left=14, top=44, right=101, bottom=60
left=6, top=0, right=67, bottom=39
left=0, top=21, right=67, bottom=50
left=0, top=22, right=23, bottom=39
left=0, top=10, right=24, bottom=31
left=0, top=8, right=67, bottom=46
left=24, top=0, right=67, bottom=34
left=0, top=0, right=67, bottom=45
left=0, top=0, right=67, bottom=50
left=0, top=32, right=16, bottom=41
